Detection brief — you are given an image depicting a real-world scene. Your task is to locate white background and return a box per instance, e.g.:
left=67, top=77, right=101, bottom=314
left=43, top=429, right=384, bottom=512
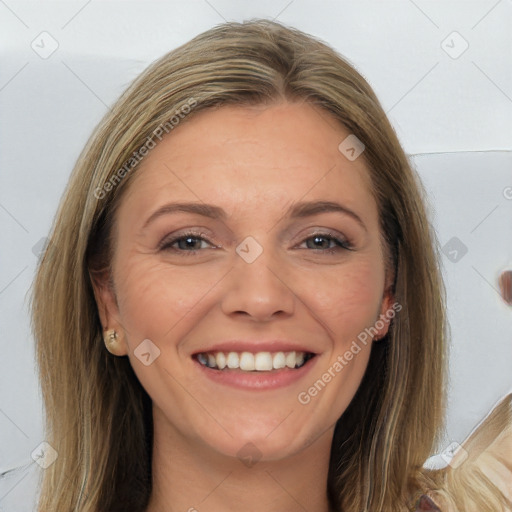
left=1, top=1, right=511, bottom=510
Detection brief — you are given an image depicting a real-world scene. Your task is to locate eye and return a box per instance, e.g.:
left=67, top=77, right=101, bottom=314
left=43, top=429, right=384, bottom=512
left=298, top=233, right=353, bottom=253
left=158, top=232, right=214, bottom=253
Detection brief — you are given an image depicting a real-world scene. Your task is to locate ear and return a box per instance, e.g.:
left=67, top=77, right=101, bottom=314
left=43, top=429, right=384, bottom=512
left=374, top=275, right=398, bottom=341
left=89, top=268, right=129, bottom=356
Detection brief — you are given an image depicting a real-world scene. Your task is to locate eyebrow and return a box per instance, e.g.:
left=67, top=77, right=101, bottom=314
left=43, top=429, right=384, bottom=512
left=142, top=200, right=366, bottom=231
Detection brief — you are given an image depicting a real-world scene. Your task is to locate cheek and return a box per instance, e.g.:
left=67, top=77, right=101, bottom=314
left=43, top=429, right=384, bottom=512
left=304, top=258, right=385, bottom=340
left=113, top=256, right=223, bottom=344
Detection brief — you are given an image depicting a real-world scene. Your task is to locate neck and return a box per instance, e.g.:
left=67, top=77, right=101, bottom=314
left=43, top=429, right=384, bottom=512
left=145, top=405, right=334, bottom=512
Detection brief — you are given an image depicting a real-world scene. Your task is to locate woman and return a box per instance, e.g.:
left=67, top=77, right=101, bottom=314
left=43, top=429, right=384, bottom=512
left=31, top=19, right=511, bottom=511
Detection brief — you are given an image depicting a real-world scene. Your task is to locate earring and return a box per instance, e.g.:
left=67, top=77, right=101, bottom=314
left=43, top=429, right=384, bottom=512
left=103, top=329, right=119, bottom=355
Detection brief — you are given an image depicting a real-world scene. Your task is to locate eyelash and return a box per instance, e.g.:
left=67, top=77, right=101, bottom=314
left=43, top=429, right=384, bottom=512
left=158, top=231, right=353, bottom=255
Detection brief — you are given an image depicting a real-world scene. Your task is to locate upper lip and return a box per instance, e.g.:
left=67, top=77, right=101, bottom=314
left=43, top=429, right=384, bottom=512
left=192, top=340, right=318, bottom=355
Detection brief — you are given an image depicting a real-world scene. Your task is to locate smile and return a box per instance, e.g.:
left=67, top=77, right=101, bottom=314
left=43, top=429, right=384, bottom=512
left=195, top=351, right=315, bottom=372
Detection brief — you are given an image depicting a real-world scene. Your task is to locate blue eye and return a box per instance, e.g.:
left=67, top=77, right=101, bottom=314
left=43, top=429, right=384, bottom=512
left=158, top=232, right=353, bottom=255
left=300, top=234, right=352, bottom=252
left=159, top=233, right=213, bottom=253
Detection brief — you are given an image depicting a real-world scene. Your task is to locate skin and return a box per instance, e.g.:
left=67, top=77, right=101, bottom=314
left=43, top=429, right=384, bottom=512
left=92, top=101, right=394, bottom=512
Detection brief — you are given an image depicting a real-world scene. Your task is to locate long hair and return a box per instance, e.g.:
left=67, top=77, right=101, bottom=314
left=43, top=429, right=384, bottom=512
left=417, top=392, right=512, bottom=512
left=32, top=19, right=450, bottom=511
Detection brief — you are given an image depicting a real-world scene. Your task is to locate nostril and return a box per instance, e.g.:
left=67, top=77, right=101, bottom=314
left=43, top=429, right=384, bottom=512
left=498, top=270, right=512, bottom=306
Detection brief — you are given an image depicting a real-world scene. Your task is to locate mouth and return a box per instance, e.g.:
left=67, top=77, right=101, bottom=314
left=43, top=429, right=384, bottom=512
left=194, top=350, right=316, bottom=372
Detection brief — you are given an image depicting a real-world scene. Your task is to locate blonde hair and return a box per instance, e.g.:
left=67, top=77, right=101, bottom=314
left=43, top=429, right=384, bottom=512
left=32, top=18, right=456, bottom=511
left=418, top=392, right=512, bottom=512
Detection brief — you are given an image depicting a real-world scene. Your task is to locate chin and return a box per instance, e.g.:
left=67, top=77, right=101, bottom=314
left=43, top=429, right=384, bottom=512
left=196, top=413, right=314, bottom=464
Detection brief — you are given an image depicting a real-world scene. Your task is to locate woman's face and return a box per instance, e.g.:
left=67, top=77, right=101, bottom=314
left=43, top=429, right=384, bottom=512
left=94, top=101, right=394, bottom=461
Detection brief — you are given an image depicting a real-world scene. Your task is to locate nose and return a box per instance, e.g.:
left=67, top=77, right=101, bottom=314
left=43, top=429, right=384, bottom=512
left=220, top=246, right=296, bottom=322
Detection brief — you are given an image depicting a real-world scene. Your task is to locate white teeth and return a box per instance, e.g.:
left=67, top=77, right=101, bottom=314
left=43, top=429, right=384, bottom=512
left=226, top=352, right=239, bottom=369
left=216, top=352, right=226, bottom=369
left=239, top=352, right=255, bottom=371
left=196, top=350, right=312, bottom=371
left=254, top=352, right=273, bottom=371
left=272, top=352, right=286, bottom=369
left=285, top=351, right=296, bottom=368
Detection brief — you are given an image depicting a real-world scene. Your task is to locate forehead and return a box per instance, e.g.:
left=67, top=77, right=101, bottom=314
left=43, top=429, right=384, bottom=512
left=120, top=102, right=376, bottom=220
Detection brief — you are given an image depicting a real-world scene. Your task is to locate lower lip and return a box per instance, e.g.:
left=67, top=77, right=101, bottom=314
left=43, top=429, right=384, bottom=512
left=193, top=356, right=318, bottom=391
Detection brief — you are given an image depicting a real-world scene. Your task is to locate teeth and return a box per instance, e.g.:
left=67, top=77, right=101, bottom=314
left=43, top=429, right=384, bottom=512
left=254, top=352, right=273, bottom=371
left=285, top=351, right=296, bottom=369
left=239, top=352, right=255, bottom=371
left=272, top=352, right=286, bottom=369
left=226, top=352, right=239, bottom=369
left=196, top=350, right=312, bottom=371
left=197, top=353, right=208, bottom=366
left=216, top=352, right=226, bottom=369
